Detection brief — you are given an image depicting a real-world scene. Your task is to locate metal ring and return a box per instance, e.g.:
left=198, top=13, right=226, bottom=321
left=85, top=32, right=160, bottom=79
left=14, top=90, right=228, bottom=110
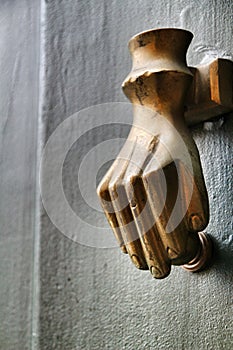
left=182, top=232, right=213, bottom=272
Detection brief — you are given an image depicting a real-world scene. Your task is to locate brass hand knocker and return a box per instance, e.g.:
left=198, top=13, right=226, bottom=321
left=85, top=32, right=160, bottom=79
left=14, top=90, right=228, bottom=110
left=97, top=28, right=232, bottom=279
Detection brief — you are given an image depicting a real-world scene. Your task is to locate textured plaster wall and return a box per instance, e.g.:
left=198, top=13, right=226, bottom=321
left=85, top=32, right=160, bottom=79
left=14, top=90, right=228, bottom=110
left=0, top=1, right=40, bottom=349
left=0, top=1, right=232, bottom=350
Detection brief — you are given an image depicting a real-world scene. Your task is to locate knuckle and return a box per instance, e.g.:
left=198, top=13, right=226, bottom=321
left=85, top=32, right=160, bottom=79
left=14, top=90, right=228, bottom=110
left=97, top=179, right=108, bottom=199
left=108, top=179, right=120, bottom=199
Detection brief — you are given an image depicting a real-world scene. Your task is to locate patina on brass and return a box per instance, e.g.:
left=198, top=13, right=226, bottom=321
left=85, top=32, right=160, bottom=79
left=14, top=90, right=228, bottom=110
left=97, top=28, right=217, bottom=279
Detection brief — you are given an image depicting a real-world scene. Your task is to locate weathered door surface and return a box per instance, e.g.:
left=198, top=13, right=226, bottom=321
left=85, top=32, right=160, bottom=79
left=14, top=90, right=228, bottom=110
left=0, top=1, right=232, bottom=349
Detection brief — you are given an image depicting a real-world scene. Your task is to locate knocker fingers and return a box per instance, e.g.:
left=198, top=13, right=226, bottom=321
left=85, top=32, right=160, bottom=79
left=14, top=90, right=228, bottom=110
left=125, top=175, right=171, bottom=279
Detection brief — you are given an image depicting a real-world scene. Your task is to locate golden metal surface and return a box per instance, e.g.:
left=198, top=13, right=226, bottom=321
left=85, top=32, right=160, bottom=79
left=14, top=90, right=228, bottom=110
left=186, top=58, right=233, bottom=124
left=97, top=28, right=220, bottom=279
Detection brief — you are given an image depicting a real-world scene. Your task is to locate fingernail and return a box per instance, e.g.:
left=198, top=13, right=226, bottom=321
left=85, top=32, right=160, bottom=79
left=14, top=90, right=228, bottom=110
left=167, top=247, right=179, bottom=259
left=131, top=255, right=145, bottom=269
left=150, top=266, right=161, bottom=278
left=190, top=215, right=203, bottom=231
left=120, top=245, right=128, bottom=254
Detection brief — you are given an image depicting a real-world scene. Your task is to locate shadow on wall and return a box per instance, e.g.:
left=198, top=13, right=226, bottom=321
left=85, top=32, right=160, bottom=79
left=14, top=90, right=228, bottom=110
left=211, top=232, right=233, bottom=279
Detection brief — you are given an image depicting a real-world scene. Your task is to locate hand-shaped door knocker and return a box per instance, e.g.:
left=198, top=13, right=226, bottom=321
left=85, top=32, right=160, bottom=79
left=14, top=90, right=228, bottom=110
left=97, top=28, right=213, bottom=279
